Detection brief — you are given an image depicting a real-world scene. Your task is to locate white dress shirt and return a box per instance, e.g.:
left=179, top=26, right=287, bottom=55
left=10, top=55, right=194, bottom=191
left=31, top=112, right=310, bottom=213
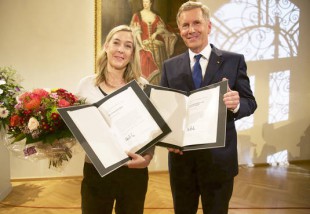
left=189, top=44, right=212, bottom=78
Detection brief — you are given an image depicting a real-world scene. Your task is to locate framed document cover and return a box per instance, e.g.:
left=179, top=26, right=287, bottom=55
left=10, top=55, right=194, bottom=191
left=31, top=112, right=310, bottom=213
left=144, top=80, right=227, bottom=151
left=58, top=80, right=171, bottom=177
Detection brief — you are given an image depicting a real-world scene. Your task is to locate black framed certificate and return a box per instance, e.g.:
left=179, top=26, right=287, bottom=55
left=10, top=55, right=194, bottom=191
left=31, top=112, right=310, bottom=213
left=144, top=80, right=227, bottom=151
left=58, top=80, right=171, bottom=177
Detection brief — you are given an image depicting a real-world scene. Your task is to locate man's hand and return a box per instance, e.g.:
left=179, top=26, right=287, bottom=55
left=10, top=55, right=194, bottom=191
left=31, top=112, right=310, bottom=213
left=222, top=78, right=240, bottom=111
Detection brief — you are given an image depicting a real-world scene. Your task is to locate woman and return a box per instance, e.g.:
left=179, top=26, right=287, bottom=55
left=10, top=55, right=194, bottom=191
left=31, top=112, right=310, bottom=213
left=130, top=0, right=177, bottom=84
left=77, top=25, right=153, bottom=214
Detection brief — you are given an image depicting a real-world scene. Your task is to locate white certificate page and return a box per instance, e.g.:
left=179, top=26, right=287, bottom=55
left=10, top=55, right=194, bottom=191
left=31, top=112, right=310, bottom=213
left=98, top=87, right=162, bottom=153
left=183, top=86, right=219, bottom=146
left=150, top=89, right=186, bottom=147
left=68, top=106, right=126, bottom=168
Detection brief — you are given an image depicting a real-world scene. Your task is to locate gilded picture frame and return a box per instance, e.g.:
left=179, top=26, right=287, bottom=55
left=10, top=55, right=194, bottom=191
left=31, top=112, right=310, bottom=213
left=95, top=0, right=186, bottom=84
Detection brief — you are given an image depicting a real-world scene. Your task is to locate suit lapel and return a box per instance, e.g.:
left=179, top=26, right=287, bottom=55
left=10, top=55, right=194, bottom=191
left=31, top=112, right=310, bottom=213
left=203, top=45, right=223, bottom=85
left=180, top=51, right=196, bottom=90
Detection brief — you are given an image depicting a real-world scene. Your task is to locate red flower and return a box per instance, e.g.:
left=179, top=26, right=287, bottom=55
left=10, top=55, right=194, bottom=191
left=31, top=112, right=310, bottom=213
left=42, top=121, right=50, bottom=130
left=55, top=89, right=77, bottom=105
left=19, top=91, right=44, bottom=110
left=51, top=113, right=60, bottom=120
left=23, top=110, right=31, bottom=115
left=23, top=98, right=41, bottom=110
left=56, top=88, right=66, bottom=94
left=10, top=115, right=21, bottom=126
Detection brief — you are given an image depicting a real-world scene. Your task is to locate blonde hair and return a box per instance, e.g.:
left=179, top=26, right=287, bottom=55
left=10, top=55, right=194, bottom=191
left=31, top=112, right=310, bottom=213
left=176, top=1, right=210, bottom=27
left=95, top=25, right=141, bottom=86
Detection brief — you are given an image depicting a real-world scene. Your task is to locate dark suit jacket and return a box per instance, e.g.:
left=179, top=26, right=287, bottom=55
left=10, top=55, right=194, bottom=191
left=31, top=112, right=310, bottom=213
left=160, top=44, right=257, bottom=180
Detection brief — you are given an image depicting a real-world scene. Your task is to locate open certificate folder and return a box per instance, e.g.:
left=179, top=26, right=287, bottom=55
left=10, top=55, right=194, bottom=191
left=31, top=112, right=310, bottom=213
left=58, top=80, right=171, bottom=177
left=144, top=80, right=227, bottom=151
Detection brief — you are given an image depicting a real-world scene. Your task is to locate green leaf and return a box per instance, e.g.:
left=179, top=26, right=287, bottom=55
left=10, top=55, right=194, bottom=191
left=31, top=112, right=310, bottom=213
left=11, top=133, right=26, bottom=143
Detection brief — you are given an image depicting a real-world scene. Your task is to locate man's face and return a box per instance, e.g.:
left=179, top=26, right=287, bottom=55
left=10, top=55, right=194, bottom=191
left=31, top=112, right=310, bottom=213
left=178, top=8, right=211, bottom=53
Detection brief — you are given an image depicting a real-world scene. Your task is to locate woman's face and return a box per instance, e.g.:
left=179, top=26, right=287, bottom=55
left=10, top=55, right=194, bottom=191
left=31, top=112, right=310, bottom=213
left=105, top=31, right=134, bottom=71
left=143, top=0, right=151, bottom=10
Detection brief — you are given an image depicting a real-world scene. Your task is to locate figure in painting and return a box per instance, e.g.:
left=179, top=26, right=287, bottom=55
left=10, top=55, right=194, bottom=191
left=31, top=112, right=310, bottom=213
left=130, top=0, right=177, bottom=84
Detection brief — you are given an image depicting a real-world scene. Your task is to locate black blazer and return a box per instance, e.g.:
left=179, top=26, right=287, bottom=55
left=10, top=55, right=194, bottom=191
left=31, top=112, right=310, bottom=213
left=160, top=44, right=257, bottom=180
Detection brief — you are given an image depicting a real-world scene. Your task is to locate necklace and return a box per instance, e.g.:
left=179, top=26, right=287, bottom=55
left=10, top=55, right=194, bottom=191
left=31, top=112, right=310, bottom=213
left=105, top=77, right=125, bottom=88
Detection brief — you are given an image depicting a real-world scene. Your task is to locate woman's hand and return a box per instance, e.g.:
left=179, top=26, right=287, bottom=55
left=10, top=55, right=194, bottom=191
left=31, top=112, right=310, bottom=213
left=126, top=152, right=153, bottom=168
left=167, top=148, right=183, bottom=155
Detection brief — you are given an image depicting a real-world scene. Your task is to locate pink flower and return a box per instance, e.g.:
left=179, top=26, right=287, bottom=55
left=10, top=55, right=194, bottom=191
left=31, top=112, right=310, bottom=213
left=58, top=99, right=70, bottom=107
left=32, top=89, right=49, bottom=98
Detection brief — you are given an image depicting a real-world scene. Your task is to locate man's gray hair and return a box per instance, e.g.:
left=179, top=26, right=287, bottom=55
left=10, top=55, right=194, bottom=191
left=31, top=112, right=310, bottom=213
left=176, top=1, right=210, bottom=26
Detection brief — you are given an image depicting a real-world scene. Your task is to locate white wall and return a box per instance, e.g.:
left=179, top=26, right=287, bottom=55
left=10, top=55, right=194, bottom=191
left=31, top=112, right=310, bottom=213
left=0, top=0, right=94, bottom=178
left=0, top=0, right=309, bottom=179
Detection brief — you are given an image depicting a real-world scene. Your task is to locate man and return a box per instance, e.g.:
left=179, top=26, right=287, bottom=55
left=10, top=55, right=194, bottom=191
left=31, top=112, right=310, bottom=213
left=160, top=1, right=257, bottom=214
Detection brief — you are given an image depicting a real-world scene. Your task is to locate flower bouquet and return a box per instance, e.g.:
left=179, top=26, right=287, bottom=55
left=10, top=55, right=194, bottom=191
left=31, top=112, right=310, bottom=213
left=6, top=87, right=85, bottom=169
left=0, top=67, right=23, bottom=131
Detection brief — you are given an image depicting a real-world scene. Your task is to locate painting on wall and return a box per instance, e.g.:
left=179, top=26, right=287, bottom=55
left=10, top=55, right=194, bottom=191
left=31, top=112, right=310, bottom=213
left=95, top=0, right=187, bottom=85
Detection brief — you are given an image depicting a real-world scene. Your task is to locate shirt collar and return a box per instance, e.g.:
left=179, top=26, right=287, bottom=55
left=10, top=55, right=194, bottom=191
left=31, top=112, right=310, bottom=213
left=189, top=44, right=212, bottom=61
